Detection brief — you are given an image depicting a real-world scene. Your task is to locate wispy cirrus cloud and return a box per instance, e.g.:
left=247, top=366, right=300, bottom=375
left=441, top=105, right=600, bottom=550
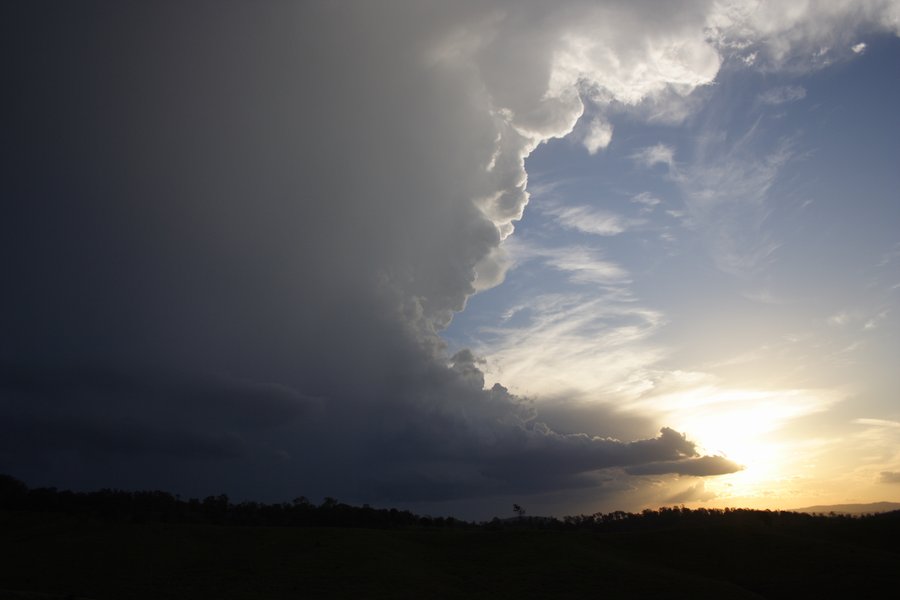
left=542, top=202, right=640, bottom=236
left=672, top=125, right=795, bottom=277
left=758, top=84, right=806, bottom=105
left=631, top=192, right=662, bottom=209
left=507, top=240, right=631, bottom=285
left=853, top=418, right=900, bottom=429
left=545, top=251, right=629, bottom=285
left=471, top=293, right=668, bottom=413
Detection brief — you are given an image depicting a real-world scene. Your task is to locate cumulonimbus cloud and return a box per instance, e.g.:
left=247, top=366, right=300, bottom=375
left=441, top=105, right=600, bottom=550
left=1, top=0, right=895, bottom=510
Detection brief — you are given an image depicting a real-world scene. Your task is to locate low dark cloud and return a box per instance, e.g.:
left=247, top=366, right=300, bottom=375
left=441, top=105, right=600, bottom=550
left=878, top=471, right=900, bottom=484
left=625, top=455, right=743, bottom=477
left=0, top=357, right=733, bottom=504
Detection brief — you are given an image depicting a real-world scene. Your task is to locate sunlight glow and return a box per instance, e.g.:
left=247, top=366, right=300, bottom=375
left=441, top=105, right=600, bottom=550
left=643, top=387, right=837, bottom=497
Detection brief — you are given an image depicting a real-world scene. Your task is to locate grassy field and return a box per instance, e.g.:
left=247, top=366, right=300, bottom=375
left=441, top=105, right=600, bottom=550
left=2, top=509, right=898, bottom=599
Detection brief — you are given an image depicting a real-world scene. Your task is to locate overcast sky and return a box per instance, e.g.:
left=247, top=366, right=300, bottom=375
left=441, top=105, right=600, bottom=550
left=3, top=1, right=899, bottom=519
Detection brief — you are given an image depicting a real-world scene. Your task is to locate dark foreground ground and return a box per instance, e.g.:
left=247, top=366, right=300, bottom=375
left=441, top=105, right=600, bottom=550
left=2, top=508, right=900, bottom=599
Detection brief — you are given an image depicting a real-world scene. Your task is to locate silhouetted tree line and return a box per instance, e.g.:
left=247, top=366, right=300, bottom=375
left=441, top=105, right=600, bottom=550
left=486, top=504, right=900, bottom=553
left=489, top=504, right=897, bottom=531
left=3, top=473, right=899, bottom=541
left=0, top=474, right=467, bottom=529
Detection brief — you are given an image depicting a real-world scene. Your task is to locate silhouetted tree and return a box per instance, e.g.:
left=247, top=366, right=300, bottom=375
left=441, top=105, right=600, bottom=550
left=0, top=474, right=28, bottom=509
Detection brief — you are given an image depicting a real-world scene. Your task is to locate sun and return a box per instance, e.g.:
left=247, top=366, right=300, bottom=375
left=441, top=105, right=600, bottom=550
left=655, top=387, right=831, bottom=497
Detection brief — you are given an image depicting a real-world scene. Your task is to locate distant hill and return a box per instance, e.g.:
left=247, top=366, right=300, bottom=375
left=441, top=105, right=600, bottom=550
left=789, top=501, right=900, bottom=515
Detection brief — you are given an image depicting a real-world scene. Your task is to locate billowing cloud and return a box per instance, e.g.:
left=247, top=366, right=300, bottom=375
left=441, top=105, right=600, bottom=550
left=706, top=0, right=900, bottom=71
left=3, top=0, right=897, bottom=514
left=630, top=143, right=676, bottom=170
left=582, top=117, right=614, bottom=154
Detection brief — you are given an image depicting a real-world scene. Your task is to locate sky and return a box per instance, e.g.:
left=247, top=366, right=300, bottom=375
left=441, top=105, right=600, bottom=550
left=2, top=1, right=899, bottom=520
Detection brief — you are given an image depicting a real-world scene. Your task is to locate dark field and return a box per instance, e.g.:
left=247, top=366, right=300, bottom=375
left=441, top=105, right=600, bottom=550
left=2, top=507, right=900, bottom=599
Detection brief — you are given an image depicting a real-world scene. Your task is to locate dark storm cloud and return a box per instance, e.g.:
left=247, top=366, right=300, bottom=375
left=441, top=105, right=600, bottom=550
left=625, top=454, right=742, bottom=477
left=8, top=0, right=884, bottom=508
left=0, top=364, right=315, bottom=481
